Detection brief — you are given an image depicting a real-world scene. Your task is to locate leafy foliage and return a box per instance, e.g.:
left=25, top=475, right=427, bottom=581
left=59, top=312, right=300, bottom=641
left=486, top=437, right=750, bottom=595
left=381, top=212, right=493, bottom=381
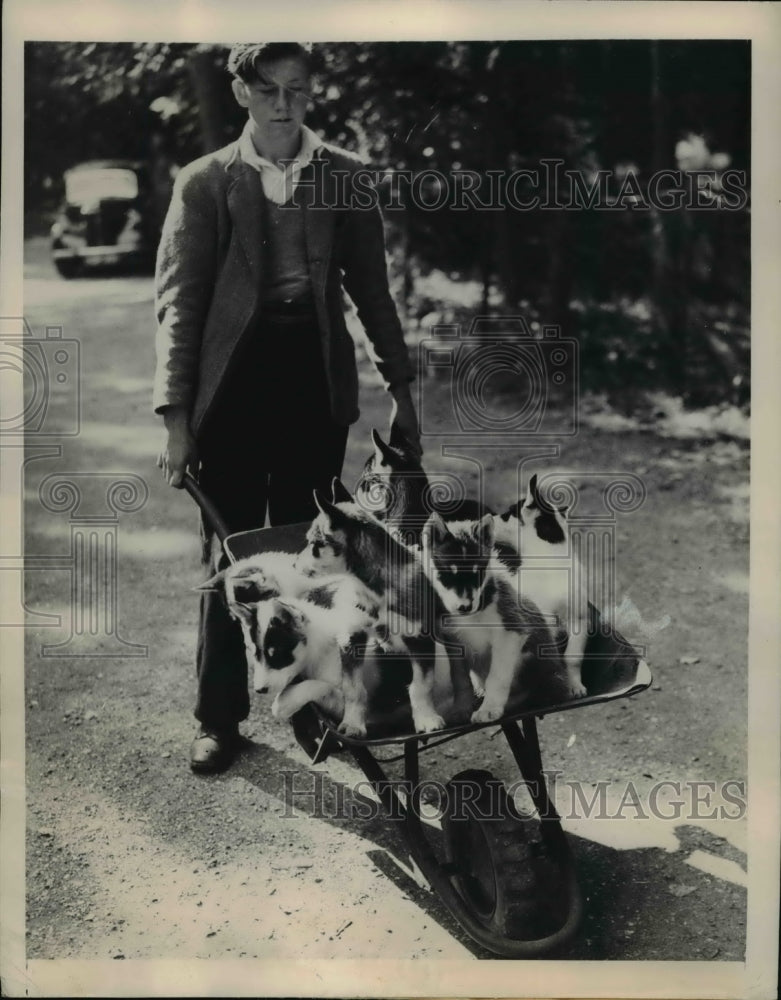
left=25, top=40, right=749, bottom=410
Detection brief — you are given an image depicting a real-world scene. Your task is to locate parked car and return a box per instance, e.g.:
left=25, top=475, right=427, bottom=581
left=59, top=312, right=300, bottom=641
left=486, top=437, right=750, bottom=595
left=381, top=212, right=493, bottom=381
left=50, top=160, right=159, bottom=278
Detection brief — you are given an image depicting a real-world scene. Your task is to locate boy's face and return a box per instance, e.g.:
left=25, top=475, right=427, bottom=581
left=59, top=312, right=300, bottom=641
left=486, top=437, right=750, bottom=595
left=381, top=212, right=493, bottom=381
left=232, top=57, right=310, bottom=139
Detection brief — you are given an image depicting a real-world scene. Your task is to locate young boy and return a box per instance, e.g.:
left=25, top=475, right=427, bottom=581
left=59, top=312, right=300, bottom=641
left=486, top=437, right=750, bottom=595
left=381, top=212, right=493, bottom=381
left=154, top=42, right=421, bottom=773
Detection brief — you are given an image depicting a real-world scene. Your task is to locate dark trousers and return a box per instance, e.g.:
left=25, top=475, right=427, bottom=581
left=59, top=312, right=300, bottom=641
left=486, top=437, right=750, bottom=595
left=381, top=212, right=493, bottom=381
left=194, top=312, right=349, bottom=729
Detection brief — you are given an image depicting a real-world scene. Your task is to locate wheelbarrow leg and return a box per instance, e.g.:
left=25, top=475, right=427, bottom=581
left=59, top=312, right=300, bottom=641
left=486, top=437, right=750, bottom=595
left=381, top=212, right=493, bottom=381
left=502, top=717, right=559, bottom=822
left=347, top=742, right=410, bottom=821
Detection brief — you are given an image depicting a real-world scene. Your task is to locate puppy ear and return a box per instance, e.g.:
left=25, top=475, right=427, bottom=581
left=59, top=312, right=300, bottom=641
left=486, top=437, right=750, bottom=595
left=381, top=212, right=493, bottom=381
left=331, top=477, right=354, bottom=505
left=267, top=597, right=287, bottom=622
left=273, top=598, right=304, bottom=625
left=193, top=569, right=226, bottom=593
left=475, top=512, right=495, bottom=551
left=313, top=488, right=342, bottom=522
left=371, top=427, right=397, bottom=467
left=524, top=473, right=539, bottom=510
left=423, top=511, right=449, bottom=547
left=370, top=427, right=385, bottom=461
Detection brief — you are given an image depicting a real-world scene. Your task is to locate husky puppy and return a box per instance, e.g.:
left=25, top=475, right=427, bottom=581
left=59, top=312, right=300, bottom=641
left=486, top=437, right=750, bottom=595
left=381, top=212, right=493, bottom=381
left=198, top=553, right=379, bottom=735
left=248, top=596, right=373, bottom=737
left=354, top=428, right=492, bottom=549
left=354, top=428, right=429, bottom=545
left=298, top=479, right=463, bottom=733
left=493, top=474, right=588, bottom=698
left=421, top=511, right=570, bottom=722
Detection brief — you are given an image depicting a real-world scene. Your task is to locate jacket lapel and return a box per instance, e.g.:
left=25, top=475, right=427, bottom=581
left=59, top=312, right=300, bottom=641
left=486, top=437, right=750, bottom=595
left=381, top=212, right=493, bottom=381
left=301, top=156, right=335, bottom=293
left=227, top=165, right=264, bottom=279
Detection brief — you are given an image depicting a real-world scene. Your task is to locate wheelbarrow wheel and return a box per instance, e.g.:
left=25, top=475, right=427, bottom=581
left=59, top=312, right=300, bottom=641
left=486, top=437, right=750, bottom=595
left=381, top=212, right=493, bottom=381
left=442, top=769, right=572, bottom=941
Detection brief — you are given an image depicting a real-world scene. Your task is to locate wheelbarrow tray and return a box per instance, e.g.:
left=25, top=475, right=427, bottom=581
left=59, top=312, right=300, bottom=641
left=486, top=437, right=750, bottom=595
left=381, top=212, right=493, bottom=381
left=224, top=522, right=652, bottom=746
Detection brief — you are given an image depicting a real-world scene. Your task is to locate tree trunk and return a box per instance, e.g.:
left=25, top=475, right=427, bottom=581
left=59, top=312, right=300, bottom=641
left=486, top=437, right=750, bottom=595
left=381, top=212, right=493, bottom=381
left=649, top=41, right=686, bottom=393
left=187, top=49, right=225, bottom=154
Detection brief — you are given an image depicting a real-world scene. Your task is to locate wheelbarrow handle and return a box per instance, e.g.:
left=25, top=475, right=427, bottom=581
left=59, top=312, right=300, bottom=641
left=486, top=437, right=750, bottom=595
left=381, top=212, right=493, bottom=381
left=181, top=472, right=231, bottom=545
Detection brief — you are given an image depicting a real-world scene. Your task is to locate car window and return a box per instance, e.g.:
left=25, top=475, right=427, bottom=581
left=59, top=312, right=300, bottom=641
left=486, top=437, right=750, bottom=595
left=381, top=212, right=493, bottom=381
left=65, top=168, right=139, bottom=204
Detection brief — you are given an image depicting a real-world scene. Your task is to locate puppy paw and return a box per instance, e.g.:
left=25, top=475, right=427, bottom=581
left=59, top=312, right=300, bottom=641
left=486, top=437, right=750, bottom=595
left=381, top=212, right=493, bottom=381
left=469, top=672, right=485, bottom=698
left=565, top=679, right=588, bottom=699
left=414, top=712, right=446, bottom=734
left=471, top=704, right=504, bottom=724
left=338, top=718, right=367, bottom=738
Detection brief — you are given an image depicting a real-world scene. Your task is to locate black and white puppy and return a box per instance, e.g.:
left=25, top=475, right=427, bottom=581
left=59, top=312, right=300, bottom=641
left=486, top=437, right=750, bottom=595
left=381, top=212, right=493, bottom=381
left=421, top=512, right=565, bottom=722
left=197, top=553, right=378, bottom=736
left=297, top=479, right=467, bottom=732
left=493, top=474, right=588, bottom=698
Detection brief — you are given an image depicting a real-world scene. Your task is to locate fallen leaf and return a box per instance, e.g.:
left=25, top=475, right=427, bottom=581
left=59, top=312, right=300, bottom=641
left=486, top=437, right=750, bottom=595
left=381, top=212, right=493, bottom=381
left=668, top=883, right=697, bottom=898
left=679, top=655, right=700, bottom=665
left=567, top=734, right=576, bottom=748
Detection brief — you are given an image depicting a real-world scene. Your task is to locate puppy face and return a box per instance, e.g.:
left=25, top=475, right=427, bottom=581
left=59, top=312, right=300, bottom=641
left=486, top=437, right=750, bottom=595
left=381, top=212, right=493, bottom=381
left=354, top=453, right=394, bottom=518
left=422, top=513, right=494, bottom=615
left=298, top=516, right=348, bottom=576
left=250, top=599, right=309, bottom=694
left=497, top=475, right=569, bottom=549
left=297, top=490, right=355, bottom=576
left=354, top=428, right=422, bottom=518
left=522, top=474, right=568, bottom=545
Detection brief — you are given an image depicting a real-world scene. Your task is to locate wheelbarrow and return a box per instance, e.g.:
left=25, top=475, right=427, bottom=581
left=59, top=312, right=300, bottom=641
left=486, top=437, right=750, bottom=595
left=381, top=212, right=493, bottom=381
left=184, top=473, right=652, bottom=958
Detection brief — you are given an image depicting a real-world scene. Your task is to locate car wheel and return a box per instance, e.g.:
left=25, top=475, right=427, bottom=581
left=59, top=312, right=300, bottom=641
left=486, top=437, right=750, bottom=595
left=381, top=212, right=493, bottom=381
left=53, top=257, right=82, bottom=279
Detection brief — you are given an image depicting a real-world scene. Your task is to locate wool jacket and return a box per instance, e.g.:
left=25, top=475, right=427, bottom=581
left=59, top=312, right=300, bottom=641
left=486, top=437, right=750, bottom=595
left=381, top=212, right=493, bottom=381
left=153, top=137, right=414, bottom=436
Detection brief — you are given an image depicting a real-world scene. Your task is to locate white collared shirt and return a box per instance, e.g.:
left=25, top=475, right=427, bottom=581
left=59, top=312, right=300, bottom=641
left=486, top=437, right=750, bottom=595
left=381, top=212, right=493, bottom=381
left=238, top=121, right=324, bottom=205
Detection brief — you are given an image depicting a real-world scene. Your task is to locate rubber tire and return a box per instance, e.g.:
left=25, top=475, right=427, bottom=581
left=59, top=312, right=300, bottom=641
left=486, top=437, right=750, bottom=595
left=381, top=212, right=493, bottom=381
left=442, top=769, right=571, bottom=941
left=53, top=257, right=81, bottom=279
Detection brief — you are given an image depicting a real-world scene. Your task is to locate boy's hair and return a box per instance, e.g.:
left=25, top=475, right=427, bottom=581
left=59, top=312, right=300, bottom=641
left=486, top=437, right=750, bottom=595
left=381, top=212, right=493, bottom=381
left=227, top=43, right=314, bottom=83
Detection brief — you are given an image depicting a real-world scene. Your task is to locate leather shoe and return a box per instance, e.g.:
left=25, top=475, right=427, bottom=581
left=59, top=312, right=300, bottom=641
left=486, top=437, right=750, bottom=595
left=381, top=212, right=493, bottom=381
left=189, top=725, right=240, bottom=774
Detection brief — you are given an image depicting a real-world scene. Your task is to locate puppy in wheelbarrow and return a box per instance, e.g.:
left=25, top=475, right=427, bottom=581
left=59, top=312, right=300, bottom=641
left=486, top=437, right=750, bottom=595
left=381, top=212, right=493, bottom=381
left=197, top=552, right=381, bottom=738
